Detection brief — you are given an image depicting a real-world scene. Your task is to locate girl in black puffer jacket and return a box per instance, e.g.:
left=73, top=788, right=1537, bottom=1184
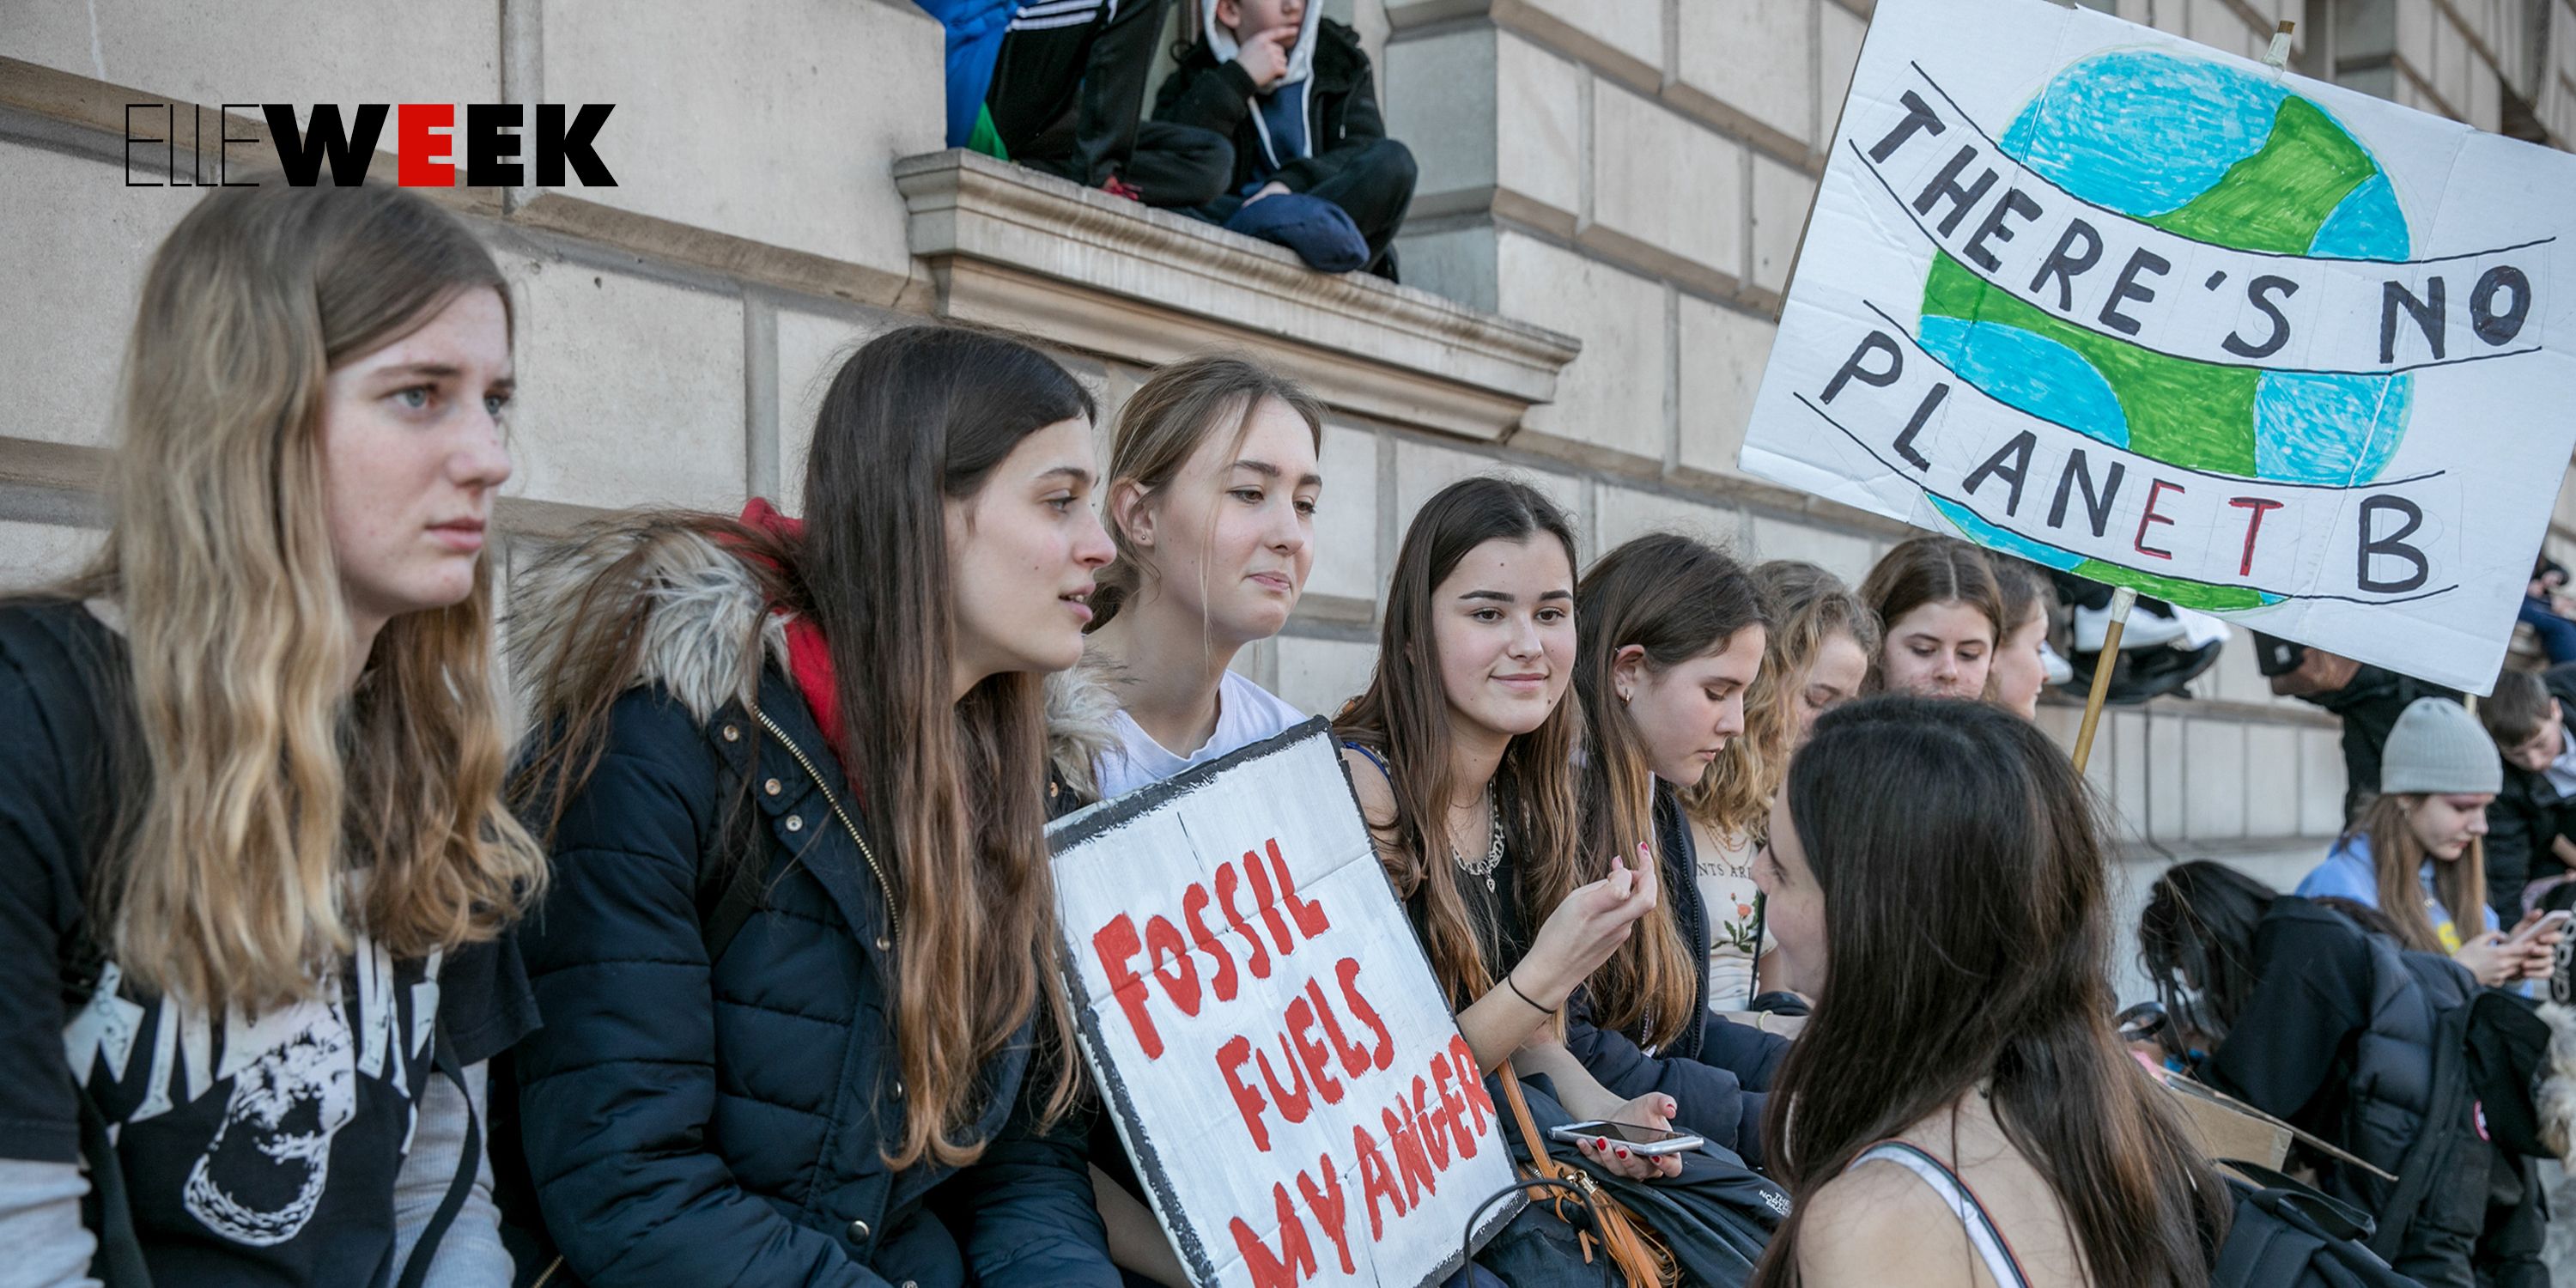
left=502, top=326, right=1121, bottom=1288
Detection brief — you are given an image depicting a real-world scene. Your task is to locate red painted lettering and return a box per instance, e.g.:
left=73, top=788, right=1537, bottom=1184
left=1256, top=1033, right=1315, bottom=1127
left=1297, top=1157, right=1354, bottom=1274
left=1449, top=1039, right=1493, bottom=1135
left=1218, top=864, right=1273, bottom=980
left=1382, top=1105, right=1437, bottom=1206
left=1218, top=1035, right=1272, bottom=1151
left=1285, top=996, right=1344, bottom=1106
left=1304, top=977, right=1374, bottom=1078
left=2228, top=496, right=2285, bottom=576
left=1353, top=1123, right=1405, bottom=1238
left=1092, top=914, right=1162, bottom=1059
left=1338, top=958, right=1396, bottom=1071
left=1240, top=846, right=1298, bottom=954
left=1229, top=1183, right=1318, bottom=1288
left=1183, top=884, right=1238, bottom=1002
left=1431, top=1054, right=1477, bottom=1160
left=1144, top=914, right=1200, bottom=1018
left=2134, top=478, right=2183, bottom=560
left=1410, top=1075, right=1449, bottom=1170
left=1266, top=838, right=1331, bottom=938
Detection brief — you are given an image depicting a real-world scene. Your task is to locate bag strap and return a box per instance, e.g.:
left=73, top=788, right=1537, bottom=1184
left=1493, top=1060, right=1672, bottom=1288
left=395, top=1020, right=480, bottom=1288
left=75, top=1082, right=152, bottom=1288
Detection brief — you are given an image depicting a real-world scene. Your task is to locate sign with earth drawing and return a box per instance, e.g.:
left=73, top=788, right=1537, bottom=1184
left=1739, top=0, right=2576, bottom=693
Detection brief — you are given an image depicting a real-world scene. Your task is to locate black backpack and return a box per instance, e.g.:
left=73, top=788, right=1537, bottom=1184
left=2214, top=1161, right=2425, bottom=1288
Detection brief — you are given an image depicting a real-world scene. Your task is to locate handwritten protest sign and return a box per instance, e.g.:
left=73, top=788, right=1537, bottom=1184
left=1048, top=720, right=1519, bottom=1288
left=1739, top=0, right=2576, bottom=692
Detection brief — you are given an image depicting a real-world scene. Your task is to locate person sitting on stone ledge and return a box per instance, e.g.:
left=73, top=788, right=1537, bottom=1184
left=1153, top=0, right=1418, bottom=277
left=914, top=0, right=1235, bottom=209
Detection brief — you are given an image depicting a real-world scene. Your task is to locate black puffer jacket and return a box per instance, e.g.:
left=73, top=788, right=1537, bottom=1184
left=1152, top=18, right=1387, bottom=197
left=2208, top=897, right=2488, bottom=1288
left=505, top=524, right=1116, bottom=1288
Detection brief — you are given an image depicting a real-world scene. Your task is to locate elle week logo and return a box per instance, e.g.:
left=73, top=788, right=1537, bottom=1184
left=125, top=103, right=617, bottom=188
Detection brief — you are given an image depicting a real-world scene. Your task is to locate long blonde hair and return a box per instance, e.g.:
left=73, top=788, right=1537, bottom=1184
left=69, top=184, right=544, bottom=1010
left=1688, top=561, right=1879, bottom=836
left=2350, top=793, right=2485, bottom=955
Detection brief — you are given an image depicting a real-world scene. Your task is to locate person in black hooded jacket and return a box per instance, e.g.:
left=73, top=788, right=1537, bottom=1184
left=501, top=327, right=1121, bottom=1288
left=2139, top=861, right=2489, bottom=1288
left=1154, top=0, right=1416, bottom=276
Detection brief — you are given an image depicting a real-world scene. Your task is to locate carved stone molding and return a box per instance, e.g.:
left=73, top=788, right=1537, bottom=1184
left=894, top=149, right=1580, bottom=440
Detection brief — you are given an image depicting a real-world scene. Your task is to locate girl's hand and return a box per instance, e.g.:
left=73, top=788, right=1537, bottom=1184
left=2455, top=930, right=2520, bottom=987
left=1517, top=843, right=1660, bottom=1007
left=1233, top=26, right=1296, bottom=88
left=1571, top=1093, right=1685, bottom=1181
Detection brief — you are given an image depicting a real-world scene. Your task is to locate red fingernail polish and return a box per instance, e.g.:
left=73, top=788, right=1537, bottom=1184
left=1615, top=1148, right=1630, bottom=1158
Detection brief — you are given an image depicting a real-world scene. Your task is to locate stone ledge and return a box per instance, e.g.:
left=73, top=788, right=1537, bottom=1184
left=892, top=149, right=1580, bottom=441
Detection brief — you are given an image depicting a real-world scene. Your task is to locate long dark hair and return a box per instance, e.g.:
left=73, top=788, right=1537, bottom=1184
left=1334, top=477, right=1583, bottom=1008
left=2138, top=860, right=2278, bottom=1044
left=1753, top=696, right=2226, bottom=1288
left=1573, top=532, right=1765, bottom=1045
left=515, top=325, right=1095, bottom=1170
left=802, top=326, right=1095, bottom=1169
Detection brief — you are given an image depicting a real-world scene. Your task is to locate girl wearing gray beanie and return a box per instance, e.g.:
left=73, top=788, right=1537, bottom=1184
left=2293, top=696, right=2556, bottom=986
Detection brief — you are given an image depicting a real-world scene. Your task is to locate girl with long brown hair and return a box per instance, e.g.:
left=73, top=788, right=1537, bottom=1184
left=0, top=184, right=545, bottom=1285
left=503, top=326, right=1121, bottom=1287
left=1752, top=696, right=2228, bottom=1287
left=1331, top=477, right=1674, bottom=1182
left=1521, top=532, right=1789, bottom=1166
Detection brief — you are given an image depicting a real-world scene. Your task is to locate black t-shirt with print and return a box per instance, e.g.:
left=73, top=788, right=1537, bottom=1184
left=0, top=599, right=538, bottom=1286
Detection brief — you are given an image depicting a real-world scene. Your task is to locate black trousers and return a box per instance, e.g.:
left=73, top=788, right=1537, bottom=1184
left=1205, top=137, right=1419, bottom=276
left=983, top=0, right=1230, bottom=208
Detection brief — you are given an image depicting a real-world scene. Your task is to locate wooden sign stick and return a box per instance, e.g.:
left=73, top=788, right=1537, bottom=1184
left=2071, top=586, right=2136, bottom=774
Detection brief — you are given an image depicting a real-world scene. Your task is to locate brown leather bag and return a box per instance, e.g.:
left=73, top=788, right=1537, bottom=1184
left=1494, top=1060, right=1677, bottom=1288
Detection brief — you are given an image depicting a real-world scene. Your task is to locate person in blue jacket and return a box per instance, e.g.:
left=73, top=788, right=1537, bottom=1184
left=501, top=327, right=1121, bottom=1288
left=914, top=0, right=1233, bottom=208
left=2294, top=696, right=2555, bottom=988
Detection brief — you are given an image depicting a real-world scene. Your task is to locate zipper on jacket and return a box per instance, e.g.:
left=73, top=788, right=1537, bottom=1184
left=752, top=706, right=900, bottom=946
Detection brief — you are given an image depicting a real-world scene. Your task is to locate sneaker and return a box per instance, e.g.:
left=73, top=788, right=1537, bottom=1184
left=2041, top=641, right=2075, bottom=686
left=2074, top=602, right=2189, bottom=652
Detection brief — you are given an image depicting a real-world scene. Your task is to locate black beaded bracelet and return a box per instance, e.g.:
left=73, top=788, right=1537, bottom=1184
left=1505, top=971, right=1556, bottom=1015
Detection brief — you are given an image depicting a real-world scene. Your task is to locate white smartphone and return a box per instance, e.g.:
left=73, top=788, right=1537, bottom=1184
left=1548, top=1121, right=1705, bottom=1157
left=2513, top=909, right=2574, bottom=943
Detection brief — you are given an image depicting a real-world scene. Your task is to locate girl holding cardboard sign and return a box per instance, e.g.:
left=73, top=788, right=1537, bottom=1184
left=503, top=327, right=1123, bottom=1288
left=1331, top=477, right=1678, bottom=1184
left=1044, top=354, right=1323, bottom=811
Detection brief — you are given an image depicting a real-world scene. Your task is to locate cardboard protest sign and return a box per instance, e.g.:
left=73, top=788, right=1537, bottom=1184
left=1048, top=719, right=1519, bottom=1288
left=1738, top=0, right=2576, bottom=693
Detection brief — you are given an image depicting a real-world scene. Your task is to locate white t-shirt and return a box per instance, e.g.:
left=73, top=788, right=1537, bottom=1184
left=1094, top=669, right=1306, bottom=800
left=1692, top=820, right=1771, bottom=1012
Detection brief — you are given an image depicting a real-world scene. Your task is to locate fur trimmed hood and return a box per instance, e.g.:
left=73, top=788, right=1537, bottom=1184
left=2537, top=1001, right=2576, bottom=1162
left=1042, top=648, right=1127, bottom=807
left=506, top=517, right=787, bottom=732
left=507, top=514, right=1133, bottom=802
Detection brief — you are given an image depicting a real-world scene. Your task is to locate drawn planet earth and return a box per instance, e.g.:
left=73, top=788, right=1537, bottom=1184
left=1917, top=48, right=2412, bottom=609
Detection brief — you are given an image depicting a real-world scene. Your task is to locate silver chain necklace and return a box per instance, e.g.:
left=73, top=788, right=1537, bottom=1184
left=1450, top=787, right=1504, bottom=893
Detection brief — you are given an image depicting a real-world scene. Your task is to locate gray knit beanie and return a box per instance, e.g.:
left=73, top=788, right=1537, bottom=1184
left=2379, top=696, right=2503, bottom=795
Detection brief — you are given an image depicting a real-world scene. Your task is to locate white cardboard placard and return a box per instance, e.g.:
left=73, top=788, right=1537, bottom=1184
left=1739, top=0, right=2576, bottom=693
left=1048, top=720, right=1519, bottom=1288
